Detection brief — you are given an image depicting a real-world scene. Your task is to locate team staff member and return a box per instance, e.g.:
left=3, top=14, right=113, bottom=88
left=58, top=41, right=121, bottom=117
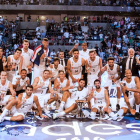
left=31, top=38, right=50, bottom=80
left=119, top=48, right=140, bottom=80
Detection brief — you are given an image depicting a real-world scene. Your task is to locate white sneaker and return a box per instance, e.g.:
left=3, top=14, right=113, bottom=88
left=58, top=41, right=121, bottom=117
left=117, top=116, right=124, bottom=121
left=112, top=114, right=119, bottom=121
left=102, top=114, right=109, bottom=120
left=53, top=113, right=58, bottom=119
left=55, top=107, right=63, bottom=113
left=43, top=109, right=51, bottom=118
left=83, top=110, right=90, bottom=118
left=0, top=116, right=4, bottom=123
left=35, top=115, right=44, bottom=120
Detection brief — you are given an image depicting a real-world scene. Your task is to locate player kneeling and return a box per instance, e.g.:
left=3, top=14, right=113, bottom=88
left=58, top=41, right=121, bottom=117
left=0, top=85, right=47, bottom=123
left=84, top=79, right=115, bottom=120
left=113, top=69, right=140, bottom=121
left=53, top=79, right=88, bottom=119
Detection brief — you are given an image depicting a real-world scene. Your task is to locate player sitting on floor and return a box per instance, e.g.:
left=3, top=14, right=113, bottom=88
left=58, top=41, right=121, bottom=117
left=53, top=79, right=88, bottom=119
left=0, top=85, right=47, bottom=123
left=0, top=71, right=16, bottom=120
left=32, top=70, right=58, bottom=114
left=84, top=79, right=115, bottom=120
left=113, top=69, right=140, bottom=121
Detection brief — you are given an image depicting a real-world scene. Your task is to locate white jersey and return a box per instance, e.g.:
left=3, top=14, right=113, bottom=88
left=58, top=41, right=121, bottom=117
left=122, top=76, right=136, bottom=99
left=94, top=88, right=106, bottom=104
left=7, top=55, right=21, bottom=82
left=34, top=76, right=49, bottom=95
left=21, top=48, right=34, bottom=74
left=70, top=57, right=82, bottom=75
left=106, top=64, right=118, bottom=79
left=12, top=75, right=29, bottom=91
left=57, top=78, right=67, bottom=93
left=9, top=55, right=21, bottom=71
left=87, top=56, right=100, bottom=75
left=0, top=80, right=10, bottom=96
left=47, top=64, right=65, bottom=81
left=79, top=49, right=90, bottom=60
left=69, top=87, right=88, bottom=100
left=17, top=92, right=34, bottom=114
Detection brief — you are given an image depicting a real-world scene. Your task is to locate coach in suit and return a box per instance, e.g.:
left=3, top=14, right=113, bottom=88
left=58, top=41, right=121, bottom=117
left=119, top=48, right=140, bottom=80
left=59, top=51, right=68, bottom=78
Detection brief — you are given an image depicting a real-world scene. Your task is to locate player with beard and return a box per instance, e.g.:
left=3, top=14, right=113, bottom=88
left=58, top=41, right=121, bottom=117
left=3, top=48, right=23, bottom=82
left=32, top=70, right=58, bottom=114
left=98, top=57, right=121, bottom=111
left=86, top=50, right=102, bottom=94
left=53, top=79, right=88, bottom=119
left=31, top=38, right=50, bottom=80
left=113, top=69, right=140, bottom=120
left=12, top=69, right=30, bottom=96
left=84, top=79, right=115, bottom=120
left=67, top=48, right=85, bottom=86
left=0, top=85, right=47, bottom=123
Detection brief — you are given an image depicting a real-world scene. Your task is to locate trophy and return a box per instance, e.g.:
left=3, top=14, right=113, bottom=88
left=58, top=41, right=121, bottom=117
left=98, top=106, right=103, bottom=120
left=26, top=110, right=37, bottom=124
left=75, top=99, right=88, bottom=118
left=136, top=55, right=140, bottom=65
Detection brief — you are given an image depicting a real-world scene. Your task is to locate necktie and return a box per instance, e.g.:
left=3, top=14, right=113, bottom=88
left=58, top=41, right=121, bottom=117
left=129, top=58, right=132, bottom=70
left=61, top=59, right=63, bottom=65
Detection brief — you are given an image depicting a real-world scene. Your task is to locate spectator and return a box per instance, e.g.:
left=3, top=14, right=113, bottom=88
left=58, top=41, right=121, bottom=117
left=50, top=49, right=57, bottom=59
left=74, top=38, right=79, bottom=45
left=41, top=30, right=46, bottom=39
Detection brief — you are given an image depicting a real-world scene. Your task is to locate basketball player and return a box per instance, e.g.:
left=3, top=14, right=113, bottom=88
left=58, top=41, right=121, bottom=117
left=32, top=70, right=58, bottom=114
left=0, top=85, right=47, bottom=123
left=54, top=70, right=70, bottom=100
left=3, top=48, right=23, bottom=82
left=85, top=79, right=115, bottom=120
left=86, top=50, right=102, bottom=94
left=53, top=79, right=88, bottom=119
left=67, top=48, right=85, bottom=86
left=0, top=71, right=16, bottom=122
left=113, top=69, right=140, bottom=120
left=21, top=39, right=34, bottom=83
left=31, top=38, right=50, bottom=80
left=12, top=69, right=30, bottom=95
left=47, top=57, right=65, bottom=83
left=98, top=57, right=121, bottom=111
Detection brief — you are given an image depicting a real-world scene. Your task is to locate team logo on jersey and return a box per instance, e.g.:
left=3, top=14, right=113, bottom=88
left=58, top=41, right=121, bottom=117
left=72, top=67, right=74, bottom=69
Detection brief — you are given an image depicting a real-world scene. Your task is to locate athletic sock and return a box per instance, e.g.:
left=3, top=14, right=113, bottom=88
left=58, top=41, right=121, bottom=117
left=1, top=109, right=9, bottom=118
left=90, top=112, right=96, bottom=120
left=4, top=117, right=11, bottom=121
left=117, top=99, right=120, bottom=104
left=109, top=112, right=115, bottom=118
left=60, top=101, right=65, bottom=109
left=136, top=104, right=140, bottom=113
left=117, top=109, right=124, bottom=117
left=58, top=111, right=65, bottom=117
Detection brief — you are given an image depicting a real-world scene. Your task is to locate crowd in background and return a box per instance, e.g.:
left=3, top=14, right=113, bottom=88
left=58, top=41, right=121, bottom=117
left=0, top=0, right=140, bottom=7
left=0, top=15, right=140, bottom=66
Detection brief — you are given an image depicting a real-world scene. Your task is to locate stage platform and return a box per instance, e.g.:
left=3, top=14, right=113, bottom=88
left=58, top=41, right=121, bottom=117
left=0, top=113, right=140, bottom=140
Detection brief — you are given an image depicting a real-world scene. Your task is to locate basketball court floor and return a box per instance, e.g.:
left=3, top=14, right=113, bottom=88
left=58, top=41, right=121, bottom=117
left=0, top=72, right=140, bottom=140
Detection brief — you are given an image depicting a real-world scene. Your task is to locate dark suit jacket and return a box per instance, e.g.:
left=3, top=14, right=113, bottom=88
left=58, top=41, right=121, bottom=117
left=119, top=56, right=140, bottom=80
left=59, top=58, right=68, bottom=69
